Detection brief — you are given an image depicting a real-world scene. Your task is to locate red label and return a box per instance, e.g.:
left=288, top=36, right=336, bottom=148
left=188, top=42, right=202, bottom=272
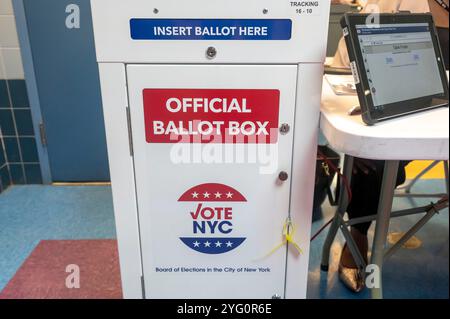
left=178, top=183, right=247, bottom=202
left=143, top=89, right=280, bottom=144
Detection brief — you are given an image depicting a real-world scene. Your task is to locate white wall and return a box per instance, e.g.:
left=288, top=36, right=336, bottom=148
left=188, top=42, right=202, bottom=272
left=0, top=0, right=24, bottom=80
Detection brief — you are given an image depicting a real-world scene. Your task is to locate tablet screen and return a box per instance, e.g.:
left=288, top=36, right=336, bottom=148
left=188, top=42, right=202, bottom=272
left=355, top=23, right=445, bottom=108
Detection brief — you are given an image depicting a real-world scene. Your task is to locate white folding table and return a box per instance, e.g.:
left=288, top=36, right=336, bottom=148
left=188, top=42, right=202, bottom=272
left=319, top=75, right=449, bottom=299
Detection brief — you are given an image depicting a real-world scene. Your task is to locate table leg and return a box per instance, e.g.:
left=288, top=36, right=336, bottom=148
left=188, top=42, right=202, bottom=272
left=370, top=160, right=399, bottom=299
left=321, top=155, right=354, bottom=271
left=401, top=161, right=440, bottom=194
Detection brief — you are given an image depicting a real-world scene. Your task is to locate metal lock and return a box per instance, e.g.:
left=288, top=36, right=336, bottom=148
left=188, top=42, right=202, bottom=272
left=206, top=47, right=217, bottom=59
left=280, top=123, right=290, bottom=135
left=278, top=171, right=289, bottom=182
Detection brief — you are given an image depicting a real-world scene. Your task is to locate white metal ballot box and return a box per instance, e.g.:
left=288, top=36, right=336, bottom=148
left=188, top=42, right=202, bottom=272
left=91, top=0, right=331, bottom=299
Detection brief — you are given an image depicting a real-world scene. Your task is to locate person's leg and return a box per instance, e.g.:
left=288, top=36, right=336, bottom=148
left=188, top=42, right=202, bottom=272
left=341, top=160, right=386, bottom=267
left=348, top=160, right=386, bottom=234
left=339, top=159, right=409, bottom=292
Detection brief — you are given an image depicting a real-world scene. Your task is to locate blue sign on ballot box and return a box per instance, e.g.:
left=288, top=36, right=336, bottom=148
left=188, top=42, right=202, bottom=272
left=130, top=19, right=293, bottom=40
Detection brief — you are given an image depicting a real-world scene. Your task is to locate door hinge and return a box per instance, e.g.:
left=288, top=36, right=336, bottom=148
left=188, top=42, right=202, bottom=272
left=39, top=123, right=48, bottom=147
left=141, top=275, right=146, bottom=299
left=126, top=107, right=134, bottom=156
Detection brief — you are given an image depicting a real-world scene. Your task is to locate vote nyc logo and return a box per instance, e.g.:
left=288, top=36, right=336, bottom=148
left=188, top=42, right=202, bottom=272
left=179, top=183, right=246, bottom=254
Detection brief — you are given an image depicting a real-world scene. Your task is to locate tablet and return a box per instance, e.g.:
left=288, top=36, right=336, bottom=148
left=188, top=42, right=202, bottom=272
left=341, top=13, right=449, bottom=125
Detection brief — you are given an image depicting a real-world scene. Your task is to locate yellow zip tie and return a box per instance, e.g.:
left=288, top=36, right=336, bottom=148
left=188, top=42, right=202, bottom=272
left=284, top=219, right=303, bottom=255
left=256, top=218, right=303, bottom=261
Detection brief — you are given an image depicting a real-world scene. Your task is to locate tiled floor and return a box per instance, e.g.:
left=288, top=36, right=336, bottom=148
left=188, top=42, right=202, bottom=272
left=0, top=239, right=122, bottom=299
left=308, top=179, right=449, bottom=299
left=0, top=185, right=115, bottom=291
left=0, top=182, right=448, bottom=298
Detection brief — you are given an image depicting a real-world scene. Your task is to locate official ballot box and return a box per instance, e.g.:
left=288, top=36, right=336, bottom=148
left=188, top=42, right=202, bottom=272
left=91, top=0, right=331, bottom=299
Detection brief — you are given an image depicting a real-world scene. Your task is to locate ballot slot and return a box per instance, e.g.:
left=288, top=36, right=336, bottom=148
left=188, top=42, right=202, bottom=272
left=126, top=64, right=298, bottom=299
left=91, top=0, right=331, bottom=64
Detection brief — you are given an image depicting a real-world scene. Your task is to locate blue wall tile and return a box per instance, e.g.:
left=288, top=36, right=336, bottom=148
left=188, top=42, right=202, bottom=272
left=0, top=79, right=42, bottom=188
left=13, top=110, right=35, bottom=136
left=24, top=164, right=43, bottom=184
left=4, top=138, right=21, bottom=163
left=8, top=80, right=30, bottom=109
left=0, top=109, right=16, bottom=136
left=9, top=164, right=26, bottom=185
left=19, top=137, right=39, bottom=163
left=0, top=81, right=10, bottom=108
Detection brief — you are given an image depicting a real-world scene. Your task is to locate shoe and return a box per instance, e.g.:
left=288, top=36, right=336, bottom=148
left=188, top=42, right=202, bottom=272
left=338, top=262, right=365, bottom=293
left=338, top=240, right=367, bottom=293
left=338, top=228, right=369, bottom=293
